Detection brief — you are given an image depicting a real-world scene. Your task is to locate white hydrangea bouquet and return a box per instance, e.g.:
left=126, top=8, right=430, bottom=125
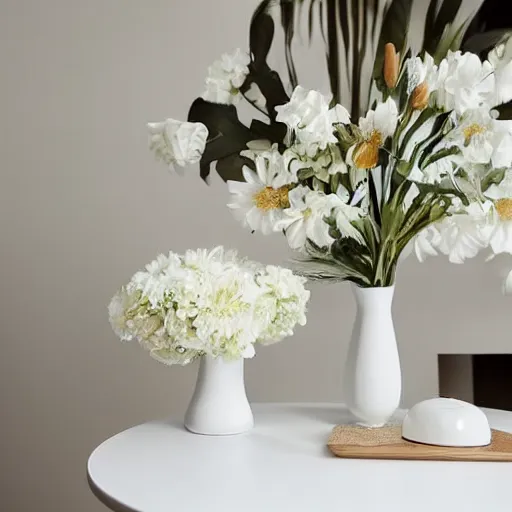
left=144, top=0, right=512, bottom=427
left=109, top=247, right=309, bottom=366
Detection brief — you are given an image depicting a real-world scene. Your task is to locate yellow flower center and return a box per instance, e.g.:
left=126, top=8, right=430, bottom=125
left=353, top=130, right=382, bottom=169
left=495, top=198, right=512, bottom=221
left=253, top=186, right=290, bottom=211
left=463, top=123, right=486, bottom=144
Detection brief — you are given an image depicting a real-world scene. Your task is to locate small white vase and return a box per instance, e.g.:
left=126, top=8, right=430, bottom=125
left=184, top=355, right=254, bottom=435
left=343, top=285, right=401, bottom=427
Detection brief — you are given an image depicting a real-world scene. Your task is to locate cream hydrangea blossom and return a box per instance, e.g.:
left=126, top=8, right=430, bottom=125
left=147, top=119, right=208, bottom=172
left=202, top=48, right=250, bottom=105
left=109, top=248, right=310, bottom=365
left=255, top=265, right=310, bottom=344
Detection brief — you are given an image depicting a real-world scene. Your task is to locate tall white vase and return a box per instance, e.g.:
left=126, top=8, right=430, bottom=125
left=184, top=355, right=254, bottom=435
left=343, top=285, right=401, bottom=427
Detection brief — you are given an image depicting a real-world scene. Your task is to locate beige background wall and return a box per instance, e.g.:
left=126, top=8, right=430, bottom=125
left=1, top=1, right=510, bottom=511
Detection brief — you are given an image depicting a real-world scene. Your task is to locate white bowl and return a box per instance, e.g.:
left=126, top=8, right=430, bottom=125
left=402, top=398, right=491, bottom=447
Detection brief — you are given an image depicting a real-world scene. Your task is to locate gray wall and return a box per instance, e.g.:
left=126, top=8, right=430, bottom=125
left=1, top=1, right=510, bottom=511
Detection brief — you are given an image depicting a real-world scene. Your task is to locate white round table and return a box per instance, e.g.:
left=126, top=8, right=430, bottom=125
left=88, top=403, right=512, bottom=512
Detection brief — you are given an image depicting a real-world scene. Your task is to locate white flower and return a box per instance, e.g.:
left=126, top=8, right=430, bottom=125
left=436, top=51, right=495, bottom=115
left=348, top=98, right=398, bottom=169
left=275, top=86, right=350, bottom=155
left=414, top=225, right=443, bottom=262
left=275, top=186, right=338, bottom=250
left=488, top=37, right=512, bottom=106
left=406, top=52, right=438, bottom=95
left=485, top=168, right=512, bottom=200
left=436, top=200, right=495, bottom=264
left=227, top=148, right=297, bottom=235
left=450, top=109, right=512, bottom=168
left=147, top=119, right=208, bottom=171
left=331, top=185, right=365, bottom=244
left=202, top=48, right=250, bottom=105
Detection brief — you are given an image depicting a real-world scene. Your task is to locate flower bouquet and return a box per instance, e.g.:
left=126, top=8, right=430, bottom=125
left=109, top=247, right=309, bottom=434
left=146, top=0, right=512, bottom=425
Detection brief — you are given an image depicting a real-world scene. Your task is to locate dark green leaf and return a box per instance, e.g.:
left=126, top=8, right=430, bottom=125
left=326, top=0, right=341, bottom=104
left=188, top=99, right=255, bottom=182
left=215, top=154, right=253, bottom=182
left=250, top=2, right=275, bottom=69
left=249, top=119, right=287, bottom=144
left=462, top=29, right=512, bottom=56
left=423, top=0, right=439, bottom=52
left=281, top=1, right=299, bottom=88
left=495, top=100, right=512, bottom=120
left=350, top=0, right=361, bottom=119
left=242, top=64, right=290, bottom=120
left=337, top=0, right=350, bottom=64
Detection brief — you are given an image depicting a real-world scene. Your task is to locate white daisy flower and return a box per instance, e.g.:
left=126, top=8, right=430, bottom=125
left=227, top=155, right=292, bottom=235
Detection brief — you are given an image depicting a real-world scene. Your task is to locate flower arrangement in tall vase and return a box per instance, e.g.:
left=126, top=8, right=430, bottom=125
left=146, top=0, right=512, bottom=426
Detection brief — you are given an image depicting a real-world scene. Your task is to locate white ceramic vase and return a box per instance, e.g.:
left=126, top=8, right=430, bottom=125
left=184, top=355, right=254, bottom=435
left=343, top=285, right=401, bottom=427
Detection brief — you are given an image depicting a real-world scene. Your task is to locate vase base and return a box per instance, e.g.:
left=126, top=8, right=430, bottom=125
left=184, top=421, right=253, bottom=436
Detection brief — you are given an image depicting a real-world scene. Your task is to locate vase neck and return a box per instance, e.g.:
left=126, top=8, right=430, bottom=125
left=351, top=284, right=395, bottom=310
left=199, top=355, right=244, bottom=380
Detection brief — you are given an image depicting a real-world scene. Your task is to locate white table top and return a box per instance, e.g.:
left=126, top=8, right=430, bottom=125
left=88, top=403, right=512, bottom=512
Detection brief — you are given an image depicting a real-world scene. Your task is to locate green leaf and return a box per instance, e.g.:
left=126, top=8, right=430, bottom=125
left=421, top=146, right=460, bottom=169
left=423, top=0, right=439, bottom=52
left=280, top=1, right=299, bottom=88
left=495, top=100, right=512, bottom=121
left=462, top=29, right=512, bottom=56
left=482, top=168, right=506, bottom=192
left=250, top=2, right=275, bottom=69
left=188, top=99, right=255, bottom=182
left=215, top=154, right=253, bottom=182
left=242, top=65, right=290, bottom=121
left=326, top=0, right=341, bottom=104
left=249, top=119, right=287, bottom=144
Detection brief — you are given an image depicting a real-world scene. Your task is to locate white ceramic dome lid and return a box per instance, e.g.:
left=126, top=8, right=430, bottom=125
left=402, top=398, right=492, bottom=447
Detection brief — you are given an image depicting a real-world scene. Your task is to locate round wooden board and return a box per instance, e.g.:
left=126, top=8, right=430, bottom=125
left=327, top=425, right=512, bottom=461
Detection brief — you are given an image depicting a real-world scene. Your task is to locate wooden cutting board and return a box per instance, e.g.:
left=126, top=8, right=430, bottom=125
left=327, top=425, right=512, bottom=461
